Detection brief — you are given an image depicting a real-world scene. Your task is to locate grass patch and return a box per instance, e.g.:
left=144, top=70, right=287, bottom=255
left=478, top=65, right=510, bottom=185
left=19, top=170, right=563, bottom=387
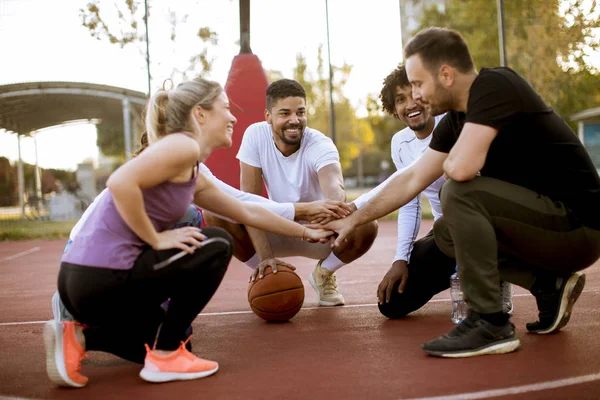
left=0, top=219, right=76, bottom=241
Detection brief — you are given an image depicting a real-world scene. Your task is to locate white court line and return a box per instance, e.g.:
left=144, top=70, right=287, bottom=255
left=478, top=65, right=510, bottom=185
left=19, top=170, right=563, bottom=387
left=400, top=372, right=600, bottom=400
left=0, top=295, right=537, bottom=327
left=0, top=247, right=41, bottom=263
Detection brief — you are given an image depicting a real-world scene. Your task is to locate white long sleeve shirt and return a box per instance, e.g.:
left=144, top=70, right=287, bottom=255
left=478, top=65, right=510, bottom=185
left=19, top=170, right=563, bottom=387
left=353, top=114, right=446, bottom=263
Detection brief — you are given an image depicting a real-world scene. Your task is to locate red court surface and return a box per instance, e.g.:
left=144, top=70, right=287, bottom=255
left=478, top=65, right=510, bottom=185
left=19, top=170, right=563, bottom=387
left=1, top=220, right=599, bottom=399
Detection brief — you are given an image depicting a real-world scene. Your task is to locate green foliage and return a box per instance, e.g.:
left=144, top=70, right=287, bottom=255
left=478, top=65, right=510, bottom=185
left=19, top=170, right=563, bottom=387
left=416, top=0, right=600, bottom=129
left=292, top=47, right=363, bottom=170
left=80, top=1, right=219, bottom=157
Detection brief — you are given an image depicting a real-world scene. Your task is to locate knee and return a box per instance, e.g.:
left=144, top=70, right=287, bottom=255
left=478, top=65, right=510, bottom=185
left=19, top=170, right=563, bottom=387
left=439, top=179, right=463, bottom=209
left=200, top=227, right=234, bottom=260
left=354, top=220, right=378, bottom=246
left=202, top=210, right=221, bottom=227
left=440, top=178, right=485, bottom=214
left=378, top=300, right=410, bottom=319
left=433, top=217, right=455, bottom=258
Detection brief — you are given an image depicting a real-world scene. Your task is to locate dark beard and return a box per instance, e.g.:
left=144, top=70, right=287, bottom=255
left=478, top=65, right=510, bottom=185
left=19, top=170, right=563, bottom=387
left=276, top=125, right=304, bottom=145
left=407, top=120, right=427, bottom=131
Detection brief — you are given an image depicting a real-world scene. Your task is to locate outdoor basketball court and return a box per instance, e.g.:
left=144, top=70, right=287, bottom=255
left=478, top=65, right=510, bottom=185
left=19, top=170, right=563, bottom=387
left=1, top=221, right=600, bottom=399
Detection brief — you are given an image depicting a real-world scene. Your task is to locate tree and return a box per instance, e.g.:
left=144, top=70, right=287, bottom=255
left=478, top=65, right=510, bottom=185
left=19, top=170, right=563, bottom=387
left=0, top=157, right=17, bottom=206
left=80, top=0, right=219, bottom=157
left=292, top=47, right=362, bottom=170
left=416, top=0, right=600, bottom=129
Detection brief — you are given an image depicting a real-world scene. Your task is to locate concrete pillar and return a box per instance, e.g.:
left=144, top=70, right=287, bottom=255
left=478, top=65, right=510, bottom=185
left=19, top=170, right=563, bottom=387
left=33, top=134, right=42, bottom=199
left=123, top=97, right=132, bottom=161
left=17, top=134, right=24, bottom=218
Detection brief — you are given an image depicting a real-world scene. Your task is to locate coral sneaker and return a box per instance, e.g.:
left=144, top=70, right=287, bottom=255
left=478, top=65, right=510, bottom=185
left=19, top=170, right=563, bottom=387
left=43, top=320, right=88, bottom=388
left=139, top=340, right=219, bottom=383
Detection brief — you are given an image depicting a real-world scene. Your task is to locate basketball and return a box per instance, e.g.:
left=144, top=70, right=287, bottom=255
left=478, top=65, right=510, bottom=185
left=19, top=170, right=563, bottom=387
left=247, top=265, right=304, bottom=321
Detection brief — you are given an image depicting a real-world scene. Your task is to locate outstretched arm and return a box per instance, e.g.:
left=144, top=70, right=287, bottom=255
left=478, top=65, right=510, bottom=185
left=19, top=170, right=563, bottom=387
left=322, top=148, right=448, bottom=247
left=317, top=163, right=346, bottom=202
left=195, top=174, right=331, bottom=241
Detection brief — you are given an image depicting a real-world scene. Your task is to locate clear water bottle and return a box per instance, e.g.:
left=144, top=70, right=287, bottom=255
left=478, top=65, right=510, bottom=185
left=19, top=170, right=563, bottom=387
left=450, top=267, right=468, bottom=324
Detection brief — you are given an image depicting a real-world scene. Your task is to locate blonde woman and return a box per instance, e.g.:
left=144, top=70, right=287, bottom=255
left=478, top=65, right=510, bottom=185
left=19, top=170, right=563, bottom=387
left=45, top=78, right=333, bottom=387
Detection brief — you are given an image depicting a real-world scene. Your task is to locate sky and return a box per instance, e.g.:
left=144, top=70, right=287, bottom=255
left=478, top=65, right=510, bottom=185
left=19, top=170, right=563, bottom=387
left=0, top=0, right=598, bottom=171
left=0, top=0, right=403, bottom=171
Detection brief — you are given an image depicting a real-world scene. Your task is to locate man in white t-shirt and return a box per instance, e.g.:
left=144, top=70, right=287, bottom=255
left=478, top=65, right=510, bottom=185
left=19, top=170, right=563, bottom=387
left=351, top=64, right=513, bottom=318
left=204, top=79, right=378, bottom=306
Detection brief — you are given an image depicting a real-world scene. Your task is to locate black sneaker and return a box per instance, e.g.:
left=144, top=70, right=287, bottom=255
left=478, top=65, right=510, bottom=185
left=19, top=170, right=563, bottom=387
left=526, top=272, right=586, bottom=334
left=422, top=311, right=520, bottom=358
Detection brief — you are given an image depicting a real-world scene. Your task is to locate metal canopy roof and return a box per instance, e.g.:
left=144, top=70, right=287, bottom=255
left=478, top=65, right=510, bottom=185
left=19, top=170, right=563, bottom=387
left=571, top=107, right=600, bottom=122
left=0, top=81, right=147, bottom=135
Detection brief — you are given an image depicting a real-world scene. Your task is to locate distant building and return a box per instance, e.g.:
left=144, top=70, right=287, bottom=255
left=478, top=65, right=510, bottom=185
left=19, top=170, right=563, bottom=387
left=400, top=0, right=449, bottom=49
left=571, top=107, right=600, bottom=173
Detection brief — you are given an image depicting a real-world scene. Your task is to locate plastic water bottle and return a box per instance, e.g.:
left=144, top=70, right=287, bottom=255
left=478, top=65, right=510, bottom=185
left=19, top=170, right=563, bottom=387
left=450, top=267, right=468, bottom=324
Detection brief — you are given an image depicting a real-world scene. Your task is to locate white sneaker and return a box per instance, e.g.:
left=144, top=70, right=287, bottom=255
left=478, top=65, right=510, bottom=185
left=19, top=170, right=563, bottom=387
left=308, top=261, right=345, bottom=306
left=52, top=291, right=74, bottom=322
left=501, top=281, right=514, bottom=315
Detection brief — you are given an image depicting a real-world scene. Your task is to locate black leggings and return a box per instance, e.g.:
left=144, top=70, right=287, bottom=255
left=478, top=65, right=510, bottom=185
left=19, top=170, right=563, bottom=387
left=58, top=227, right=233, bottom=364
left=378, top=229, right=456, bottom=319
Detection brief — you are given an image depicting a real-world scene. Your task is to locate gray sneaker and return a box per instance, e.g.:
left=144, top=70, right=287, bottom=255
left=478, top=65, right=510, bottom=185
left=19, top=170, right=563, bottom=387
left=422, top=311, right=520, bottom=358
left=52, top=291, right=74, bottom=322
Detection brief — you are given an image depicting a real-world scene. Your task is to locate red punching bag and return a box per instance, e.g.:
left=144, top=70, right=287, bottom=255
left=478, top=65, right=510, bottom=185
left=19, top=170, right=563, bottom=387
left=203, top=0, right=268, bottom=193
left=204, top=53, right=269, bottom=190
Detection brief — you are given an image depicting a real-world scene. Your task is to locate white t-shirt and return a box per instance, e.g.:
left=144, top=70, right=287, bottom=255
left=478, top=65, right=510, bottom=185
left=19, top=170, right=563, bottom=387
left=198, top=163, right=294, bottom=222
left=353, top=114, right=446, bottom=263
left=237, top=121, right=340, bottom=203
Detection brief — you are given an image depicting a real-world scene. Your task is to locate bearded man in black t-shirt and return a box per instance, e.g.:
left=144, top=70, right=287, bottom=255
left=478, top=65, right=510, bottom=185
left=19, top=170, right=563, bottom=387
left=318, top=27, right=600, bottom=358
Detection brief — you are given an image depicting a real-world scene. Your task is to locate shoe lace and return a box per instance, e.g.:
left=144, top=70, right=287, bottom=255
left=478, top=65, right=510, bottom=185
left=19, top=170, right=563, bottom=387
left=321, top=273, right=339, bottom=295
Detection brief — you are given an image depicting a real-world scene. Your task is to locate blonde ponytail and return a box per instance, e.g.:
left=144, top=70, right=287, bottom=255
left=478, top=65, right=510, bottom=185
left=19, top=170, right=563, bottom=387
left=143, top=77, right=223, bottom=144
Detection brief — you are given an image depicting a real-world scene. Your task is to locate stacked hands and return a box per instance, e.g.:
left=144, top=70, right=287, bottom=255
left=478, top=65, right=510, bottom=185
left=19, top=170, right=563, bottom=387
left=251, top=199, right=356, bottom=282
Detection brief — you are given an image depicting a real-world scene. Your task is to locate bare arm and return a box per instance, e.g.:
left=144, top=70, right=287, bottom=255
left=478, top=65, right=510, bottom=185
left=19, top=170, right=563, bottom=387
left=239, top=161, right=275, bottom=261
left=107, top=134, right=201, bottom=249
left=322, top=148, right=448, bottom=247
left=194, top=174, right=330, bottom=241
left=443, top=122, right=497, bottom=181
left=317, top=163, right=346, bottom=202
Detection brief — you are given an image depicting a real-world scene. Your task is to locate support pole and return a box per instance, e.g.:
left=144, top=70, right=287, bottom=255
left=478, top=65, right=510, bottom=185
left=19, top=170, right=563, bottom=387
left=497, top=0, right=508, bottom=67
left=123, top=98, right=132, bottom=161
left=33, top=134, right=42, bottom=200
left=325, top=0, right=336, bottom=145
left=239, top=0, right=252, bottom=54
left=144, top=0, right=151, bottom=96
left=17, top=134, right=25, bottom=218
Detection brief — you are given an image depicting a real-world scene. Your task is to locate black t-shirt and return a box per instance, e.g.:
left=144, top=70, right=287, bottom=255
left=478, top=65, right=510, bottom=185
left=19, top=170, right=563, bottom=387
left=430, top=67, right=600, bottom=229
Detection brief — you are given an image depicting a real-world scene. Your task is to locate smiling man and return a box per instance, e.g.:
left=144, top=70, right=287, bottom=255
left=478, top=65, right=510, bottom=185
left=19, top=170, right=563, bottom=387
left=321, top=27, right=600, bottom=357
left=204, top=78, right=378, bottom=306
left=352, top=65, right=454, bottom=317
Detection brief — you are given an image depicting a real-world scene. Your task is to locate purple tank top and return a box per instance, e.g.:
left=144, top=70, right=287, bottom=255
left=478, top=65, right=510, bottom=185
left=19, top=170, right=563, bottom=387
left=62, top=166, right=198, bottom=270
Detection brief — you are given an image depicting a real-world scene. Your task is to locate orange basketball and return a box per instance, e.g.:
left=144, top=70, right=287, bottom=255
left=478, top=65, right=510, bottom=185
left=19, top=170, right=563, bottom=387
left=247, top=265, right=304, bottom=321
